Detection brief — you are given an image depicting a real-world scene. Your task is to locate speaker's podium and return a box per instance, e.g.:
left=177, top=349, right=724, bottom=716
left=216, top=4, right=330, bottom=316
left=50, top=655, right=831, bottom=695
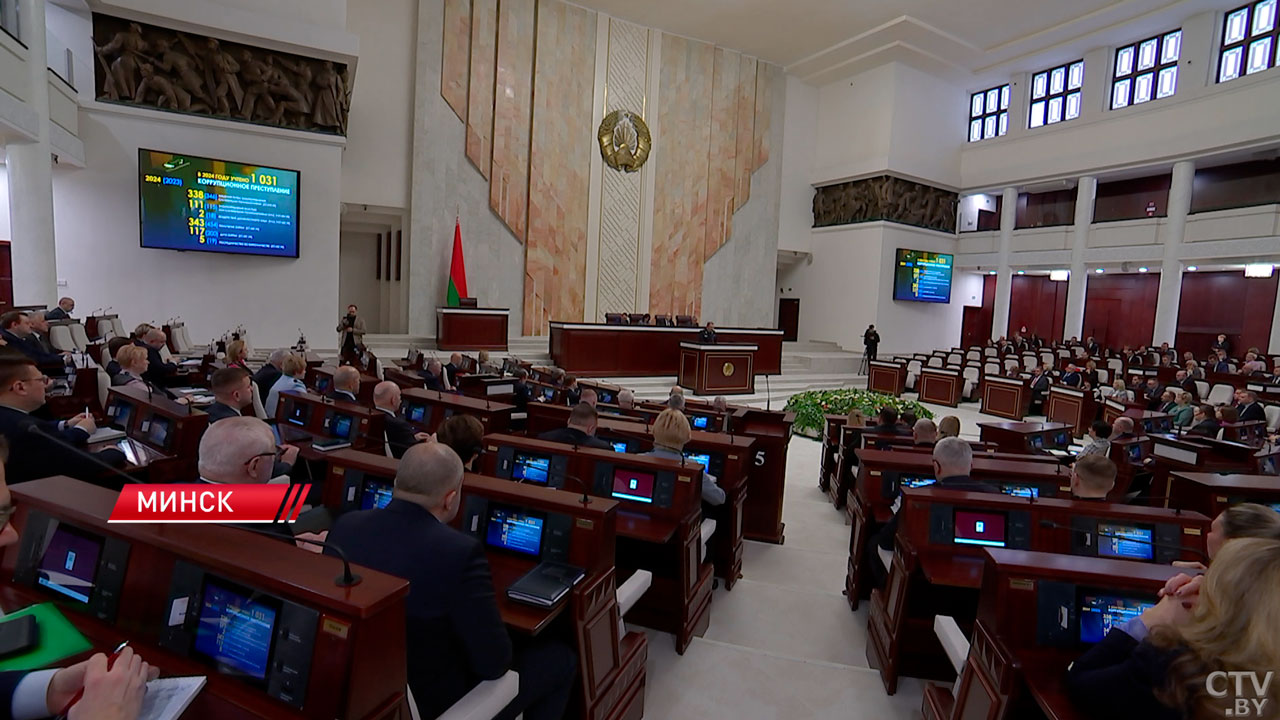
left=678, top=342, right=757, bottom=395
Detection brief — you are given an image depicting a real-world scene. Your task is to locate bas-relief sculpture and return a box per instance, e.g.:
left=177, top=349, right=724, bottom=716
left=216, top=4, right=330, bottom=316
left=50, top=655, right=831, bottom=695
left=93, top=15, right=352, bottom=134
left=812, top=176, right=958, bottom=234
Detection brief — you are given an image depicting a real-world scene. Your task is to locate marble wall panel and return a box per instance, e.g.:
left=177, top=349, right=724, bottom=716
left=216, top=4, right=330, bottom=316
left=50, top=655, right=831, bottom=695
left=491, top=0, right=535, bottom=242
left=733, top=54, right=757, bottom=212
left=704, top=47, right=739, bottom=260
left=526, top=0, right=597, bottom=334
left=441, top=0, right=472, bottom=122
left=596, top=18, right=649, bottom=321
left=465, top=0, right=498, bottom=178
left=753, top=61, right=772, bottom=172
left=649, top=34, right=714, bottom=318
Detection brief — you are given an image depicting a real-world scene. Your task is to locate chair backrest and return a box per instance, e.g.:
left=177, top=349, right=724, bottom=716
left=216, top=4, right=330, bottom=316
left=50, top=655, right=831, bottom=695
left=1265, top=405, right=1280, bottom=431
left=1003, top=358, right=1020, bottom=372
left=1107, top=358, right=1124, bottom=374
left=927, top=356, right=943, bottom=368
left=171, top=324, right=190, bottom=353
left=100, top=325, right=117, bottom=341
left=159, top=345, right=174, bottom=362
left=1057, top=349, right=1070, bottom=359
left=984, top=362, right=1000, bottom=375
left=1194, top=380, right=1209, bottom=399
left=946, top=353, right=962, bottom=365
left=111, top=318, right=128, bottom=338
left=907, top=360, right=922, bottom=373
left=983, top=347, right=997, bottom=357
left=96, top=367, right=111, bottom=407
left=1039, top=351, right=1054, bottom=366
left=965, top=350, right=980, bottom=361
left=1096, top=368, right=1109, bottom=384
left=1206, top=384, right=1235, bottom=406
left=963, top=366, right=980, bottom=381
left=49, top=325, right=75, bottom=351
left=1022, top=355, right=1037, bottom=370
left=250, top=381, right=267, bottom=420
left=68, top=323, right=91, bottom=351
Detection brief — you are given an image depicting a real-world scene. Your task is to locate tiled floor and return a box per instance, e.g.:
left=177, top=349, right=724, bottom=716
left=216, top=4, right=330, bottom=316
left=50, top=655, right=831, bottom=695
left=636, top=393, right=1014, bottom=719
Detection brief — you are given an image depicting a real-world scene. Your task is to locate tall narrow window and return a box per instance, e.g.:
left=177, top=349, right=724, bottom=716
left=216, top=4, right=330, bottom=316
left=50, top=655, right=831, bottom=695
left=1112, top=30, right=1181, bottom=108
left=1220, top=1, right=1280, bottom=82
left=968, top=84, right=1010, bottom=142
left=1029, top=60, right=1084, bottom=129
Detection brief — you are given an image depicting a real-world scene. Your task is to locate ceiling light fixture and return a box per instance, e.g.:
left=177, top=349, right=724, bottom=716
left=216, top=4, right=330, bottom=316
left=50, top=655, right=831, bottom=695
left=1244, top=263, right=1275, bottom=278
left=1137, top=267, right=1149, bottom=273
left=1049, top=269, right=1070, bottom=281
left=1094, top=268, right=1105, bottom=274
left=1186, top=265, right=1198, bottom=271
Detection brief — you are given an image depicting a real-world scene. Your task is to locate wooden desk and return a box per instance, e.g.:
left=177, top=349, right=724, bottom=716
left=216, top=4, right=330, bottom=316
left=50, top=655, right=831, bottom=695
left=978, top=421, right=1074, bottom=455
left=100, top=385, right=210, bottom=483
left=677, top=342, right=757, bottom=395
left=1044, top=386, right=1097, bottom=438
left=549, top=322, right=783, bottom=377
left=455, top=374, right=517, bottom=403
left=1164, top=471, right=1280, bottom=517
left=919, top=367, right=963, bottom=407
left=84, top=313, right=118, bottom=341
left=400, top=388, right=514, bottom=435
left=436, top=307, right=510, bottom=350
left=5, top=477, right=410, bottom=720
left=306, top=366, right=378, bottom=405
left=867, top=361, right=907, bottom=396
left=731, top=408, right=795, bottom=544
left=979, top=376, right=1030, bottom=420
left=819, top=414, right=849, bottom=495
left=275, top=391, right=386, bottom=453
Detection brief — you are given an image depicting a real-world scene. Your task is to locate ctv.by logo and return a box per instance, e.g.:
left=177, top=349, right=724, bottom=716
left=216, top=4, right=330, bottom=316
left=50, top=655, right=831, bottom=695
left=1208, top=671, right=1273, bottom=717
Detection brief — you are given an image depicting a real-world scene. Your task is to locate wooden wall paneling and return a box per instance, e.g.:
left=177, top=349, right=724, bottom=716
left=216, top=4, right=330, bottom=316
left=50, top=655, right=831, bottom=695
left=1093, top=173, right=1171, bottom=222
left=1082, top=273, right=1160, bottom=349
left=1190, top=160, right=1280, bottom=213
left=1007, top=275, right=1068, bottom=341
left=466, top=0, right=498, bottom=178
left=441, top=0, right=472, bottom=121
left=1175, top=271, right=1278, bottom=358
left=705, top=47, right=740, bottom=259
left=490, top=0, right=536, bottom=242
left=961, top=274, right=997, bottom=347
left=1015, top=189, right=1075, bottom=229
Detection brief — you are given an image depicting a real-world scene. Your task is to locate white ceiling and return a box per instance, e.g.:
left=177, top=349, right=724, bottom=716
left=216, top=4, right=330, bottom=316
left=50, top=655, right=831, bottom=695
left=571, top=0, right=1223, bottom=85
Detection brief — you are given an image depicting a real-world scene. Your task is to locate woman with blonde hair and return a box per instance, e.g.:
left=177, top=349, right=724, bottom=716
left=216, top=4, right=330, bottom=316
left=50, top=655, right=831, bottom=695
left=1170, top=391, right=1195, bottom=427
left=937, top=415, right=960, bottom=439
left=266, top=353, right=307, bottom=417
left=845, top=408, right=866, bottom=427
left=110, top=345, right=150, bottom=391
left=1067, top=538, right=1280, bottom=719
left=644, top=408, right=725, bottom=505
left=224, top=339, right=250, bottom=372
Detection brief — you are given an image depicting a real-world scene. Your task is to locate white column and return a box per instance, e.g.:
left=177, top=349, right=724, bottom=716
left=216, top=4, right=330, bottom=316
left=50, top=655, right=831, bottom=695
left=1152, top=160, right=1195, bottom=345
left=7, top=0, right=57, bottom=306
left=990, top=187, right=1017, bottom=340
left=1063, top=176, right=1096, bottom=340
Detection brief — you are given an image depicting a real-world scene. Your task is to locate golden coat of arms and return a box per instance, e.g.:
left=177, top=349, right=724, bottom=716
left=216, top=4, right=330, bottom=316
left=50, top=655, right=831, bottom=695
left=721, top=362, right=735, bottom=377
left=597, top=109, right=651, bottom=173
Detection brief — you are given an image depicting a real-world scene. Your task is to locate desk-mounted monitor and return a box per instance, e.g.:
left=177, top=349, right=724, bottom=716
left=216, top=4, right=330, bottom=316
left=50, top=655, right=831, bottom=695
left=683, top=451, right=711, bottom=471
left=689, top=414, right=712, bottom=430
left=512, top=451, right=553, bottom=485
left=359, top=477, right=393, bottom=510
left=1096, top=522, right=1155, bottom=561
left=144, top=414, right=173, bottom=452
left=285, top=400, right=310, bottom=428
left=590, top=460, right=677, bottom=507
left=1052, top=430, right=1070, bottom=448
left=892, top=248, right=953, bottom=304
left=193, top=577, right=281, bottom=681
left=14, top=512, right=130, bottom=623
left=106, top=399, right=135, bottom=432
left=138, top=149, right=300, bottom=258
left=1001, top=484, right=1039, bottom=499
left=327, top=412, right=355, bottom=441
left=597, top=390, right=616, bottom=404
left=403, top=402, right=432, bottom=426
left=540, top=387, right=556, bottom=402
left=952, top=509, right=1008, bottom=548
left=1030, top=434, right=1044, bottom=449
left=610, top=468, right=657, bottom=504
left=483, top=504, right=546, bottom=558
left=314, top=376, right=331, bottom=393
left=1127, top=443, right=1144, bottom=463
left=1268, top=502, right=1280, bottom=513
left=1078, top=589, right=1155, bottom=644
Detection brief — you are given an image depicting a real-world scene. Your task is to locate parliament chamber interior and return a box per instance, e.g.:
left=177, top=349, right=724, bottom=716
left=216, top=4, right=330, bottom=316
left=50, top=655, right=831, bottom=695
left=0, top=0, right=1277, bottom=718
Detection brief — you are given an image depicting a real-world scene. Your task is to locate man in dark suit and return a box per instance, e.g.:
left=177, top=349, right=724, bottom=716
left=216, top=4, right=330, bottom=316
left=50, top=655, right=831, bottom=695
left=511, top=369, right=532, bottom=412
left=538, top=403, right=614, bottom=450
left=1060, top=365, right=1082, bottom=388
left=327, top=366, right=362, bottom=404
left=43, top=296, right=75, bottom=321
left=1156, top=389, right=1177, bottom=414
left=326, top=443, right=576, bottom=720
left=1085, top=336, right=1100, bottom=356
left=1173, top=370, right=1199, bottom=401
left=253, top=349, right=287, bottom=400
left=1141, top=378, right=1165, bottom=410
left=1125, top=349, right=1144, bottom=366
left=420, top=360, right=452, bottom=392
left=204, top=367, right=256, bottom=424
left=912, top=419, right=937, bottom=447
left=0, top=355, right=127, bottom=484
left=1187, top=404, right=1220, bottom=437
left=698, top=322, right=717, bottom=344
left=0, top=311, right=69, bottom=366
left=1029, top=366, right=1051, bottom=412
left=26, top=313, right=60, bottom=357
left=136, top=328, right=176, bottom=384
left=444, top=353, right=464, bottom=389
left=1235, top=389, right=1267, bottom=423
left=373, top=381, right=430, bottom=459
left=863, top=325, right=880, bottom=361
left=1212, top=351, right=1231, bottom=374
left=870, top=406, right=908, bottom=436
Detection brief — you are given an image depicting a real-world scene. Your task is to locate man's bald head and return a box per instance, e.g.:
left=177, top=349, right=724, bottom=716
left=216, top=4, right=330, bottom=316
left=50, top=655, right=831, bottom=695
left=1113, top=416, right=1135, bottom=435
left=334, top=365, right=360, bottom=392
left=580, top=388, right=598, bottom=407
left=267, top=348, right=289, bottom=368
left=617, top=389, right=634, bottom=409
left=198, top=417, right=276, bottom=483
left=373, top=380, right=401, bottom=410
left=450, top=353, right=462, bottom=365
left=394, top=442, right=466, bottom=520
left=913, top=418, right=937, bottom=444
left=144, top=328, right=167, bottom=348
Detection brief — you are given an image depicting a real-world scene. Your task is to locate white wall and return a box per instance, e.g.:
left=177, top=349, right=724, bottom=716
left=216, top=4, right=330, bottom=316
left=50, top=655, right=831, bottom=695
left=51, top=109, right=343, bottom=348
left=338, top=230, right=382, bottom=329
left=342, top=0, right=417, bottom=209
left=780, top=224, right=883, bottom=351
left=778, top=75, right=817, bottom=253
left=0, top=166, right=9, bottom=241
left=811, top=64, right=895, bottom=185
left=887, top=63, right=965, bottom=189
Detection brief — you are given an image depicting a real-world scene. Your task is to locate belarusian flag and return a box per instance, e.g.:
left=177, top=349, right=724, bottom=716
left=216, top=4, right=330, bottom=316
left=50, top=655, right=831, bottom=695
left=447, top=219, right=468, bottom=306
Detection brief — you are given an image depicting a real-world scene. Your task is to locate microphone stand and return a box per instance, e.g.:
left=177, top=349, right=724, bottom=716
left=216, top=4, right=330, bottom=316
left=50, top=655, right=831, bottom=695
left=232, top=525, right=362, bottom=587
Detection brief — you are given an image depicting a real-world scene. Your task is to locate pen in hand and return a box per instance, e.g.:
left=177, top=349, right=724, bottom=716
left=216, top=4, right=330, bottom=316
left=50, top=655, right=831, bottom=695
left=57, top=641, right=130, bottom=717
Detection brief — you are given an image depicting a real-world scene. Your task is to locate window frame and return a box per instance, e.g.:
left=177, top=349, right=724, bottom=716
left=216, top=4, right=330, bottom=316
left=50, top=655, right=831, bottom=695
left=1219, top=0, right=1280, bottom=82
left=1111, top=29, right=1182, bottom=109
left=1028, top=60, right=1084, bottom=129
left=967, top=84, right=1011, bottom=143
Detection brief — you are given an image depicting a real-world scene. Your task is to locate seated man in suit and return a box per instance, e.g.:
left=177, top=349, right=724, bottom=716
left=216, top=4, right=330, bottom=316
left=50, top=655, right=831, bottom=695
left=1143, top=378, right=1166, bottom=410
left=1240, top=352, right=1268, bottom=376
left=912, top=419, right=937, bottom=447
left=1060, top=364, right=1083, bottom=388
left=1029, top=366, right=1051, bottom=411
left=26, top=313, right=60, bottom=357
left=420, top=359, right=453, bottom=392
left=1211, top=350, right=1231, bottom=374
left=205, top=367, right=257, bottom=423
left=373, top=381, right=431, bottom=459
left=1156, top=389, right=1178, bottom=414
left=0, top=355, right=127, bottom=484
left=1173, top=369, right=1199, bottom=401
left=43, top=296, right=75, bottom=321
left=870, top=406, right=907, bottom=436
left=328, top=366, right=361, bottom=404
left=698, top=322, right=717, bottom=344
left=1112, top=416, right=1138, bottom=441
left=511, top=368, right=532, bottom=411
left=1070, top=455, right=1117, bottom=501
left=444, top=353, right=464, bottom=388
left=563, top=376, right=581, bottom=406
left=616, top=389, right=635, bottom=410
left=1187, top=404, right=1220, bottom=437
left=0, top=311, right=70, bottom=366
left=103, top=337, right=133, bottom=379
left=537, top=402, right=614, bottom=450
left=137, top=329, right=177, bottom=384
left=1235, top=389, right=1267, bottom=423
left=326, top=442, right=576, bottom=720
left=253, top=349, right=287, bottom=400
left=579, top=388, right=597, bottom=408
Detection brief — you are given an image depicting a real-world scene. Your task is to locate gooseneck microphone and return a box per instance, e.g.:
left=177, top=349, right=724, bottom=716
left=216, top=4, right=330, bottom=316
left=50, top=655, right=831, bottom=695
left=232, top=524, right=363, bottom=587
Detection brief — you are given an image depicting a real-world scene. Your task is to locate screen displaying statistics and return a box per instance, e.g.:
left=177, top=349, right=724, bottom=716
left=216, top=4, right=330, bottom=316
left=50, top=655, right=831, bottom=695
left=138, top=149, right=300, bottom=258
left=892, top=249, right=953, bottom=303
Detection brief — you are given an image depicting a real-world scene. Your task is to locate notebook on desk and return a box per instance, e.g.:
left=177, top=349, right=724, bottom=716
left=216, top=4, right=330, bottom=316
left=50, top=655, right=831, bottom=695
left=87, top=426, right=127, bottom=443
left=506, top=562, right=586, bottom=608
left=311, top=437, right=352, bottom=452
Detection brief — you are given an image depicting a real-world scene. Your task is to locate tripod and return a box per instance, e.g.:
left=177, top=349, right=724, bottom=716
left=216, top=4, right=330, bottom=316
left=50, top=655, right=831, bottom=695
left=859, top=352, right=870, bottom=375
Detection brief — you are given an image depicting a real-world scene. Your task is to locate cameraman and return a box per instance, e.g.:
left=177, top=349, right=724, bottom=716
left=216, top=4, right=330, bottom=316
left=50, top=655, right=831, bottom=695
left=336, top=304, right=366, bottom=356
left=863, top=324, right=880, bottom=362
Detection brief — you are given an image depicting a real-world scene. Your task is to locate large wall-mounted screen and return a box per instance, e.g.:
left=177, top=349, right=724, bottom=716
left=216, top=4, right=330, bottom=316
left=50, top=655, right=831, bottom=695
left=139, top=149, right=300, bottom=258
left=892, top=248, right=953, bottom=303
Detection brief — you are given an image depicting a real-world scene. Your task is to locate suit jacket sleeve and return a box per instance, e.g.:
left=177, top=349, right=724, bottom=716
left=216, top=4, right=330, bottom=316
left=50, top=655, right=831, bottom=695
left=450, top=541, right=513, bottom=681
left=0, top=670, right=24, bottom=720
left=1066, top=629, right=1179, bottom=720
left=385, top=417, right=419, bottom=459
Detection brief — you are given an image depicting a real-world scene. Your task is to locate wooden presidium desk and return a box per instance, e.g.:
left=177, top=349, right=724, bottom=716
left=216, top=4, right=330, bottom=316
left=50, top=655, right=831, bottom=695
left=979, top=376, right=1031, bottom=420
left=919, top=367, right=963, bottom=407
left=678, top=342, right=757, bottom=395
left=867, top=361, right=907, bottom=396
left=549, top=322, right=783, bottom=377
left=436, top=307, right=510, bottom=351
left=4, top=477, right=410, bottom=720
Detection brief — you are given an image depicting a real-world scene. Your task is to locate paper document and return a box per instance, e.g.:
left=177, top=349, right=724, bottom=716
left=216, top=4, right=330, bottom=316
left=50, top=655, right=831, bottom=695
left=138, top=676, right=206, bottom=720
left=87, top=427, right=127, bottom=443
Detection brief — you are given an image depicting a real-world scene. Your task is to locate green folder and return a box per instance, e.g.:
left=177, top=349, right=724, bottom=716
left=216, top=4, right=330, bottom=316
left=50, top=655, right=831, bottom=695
left=0, top=603, right=93, bottom=672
